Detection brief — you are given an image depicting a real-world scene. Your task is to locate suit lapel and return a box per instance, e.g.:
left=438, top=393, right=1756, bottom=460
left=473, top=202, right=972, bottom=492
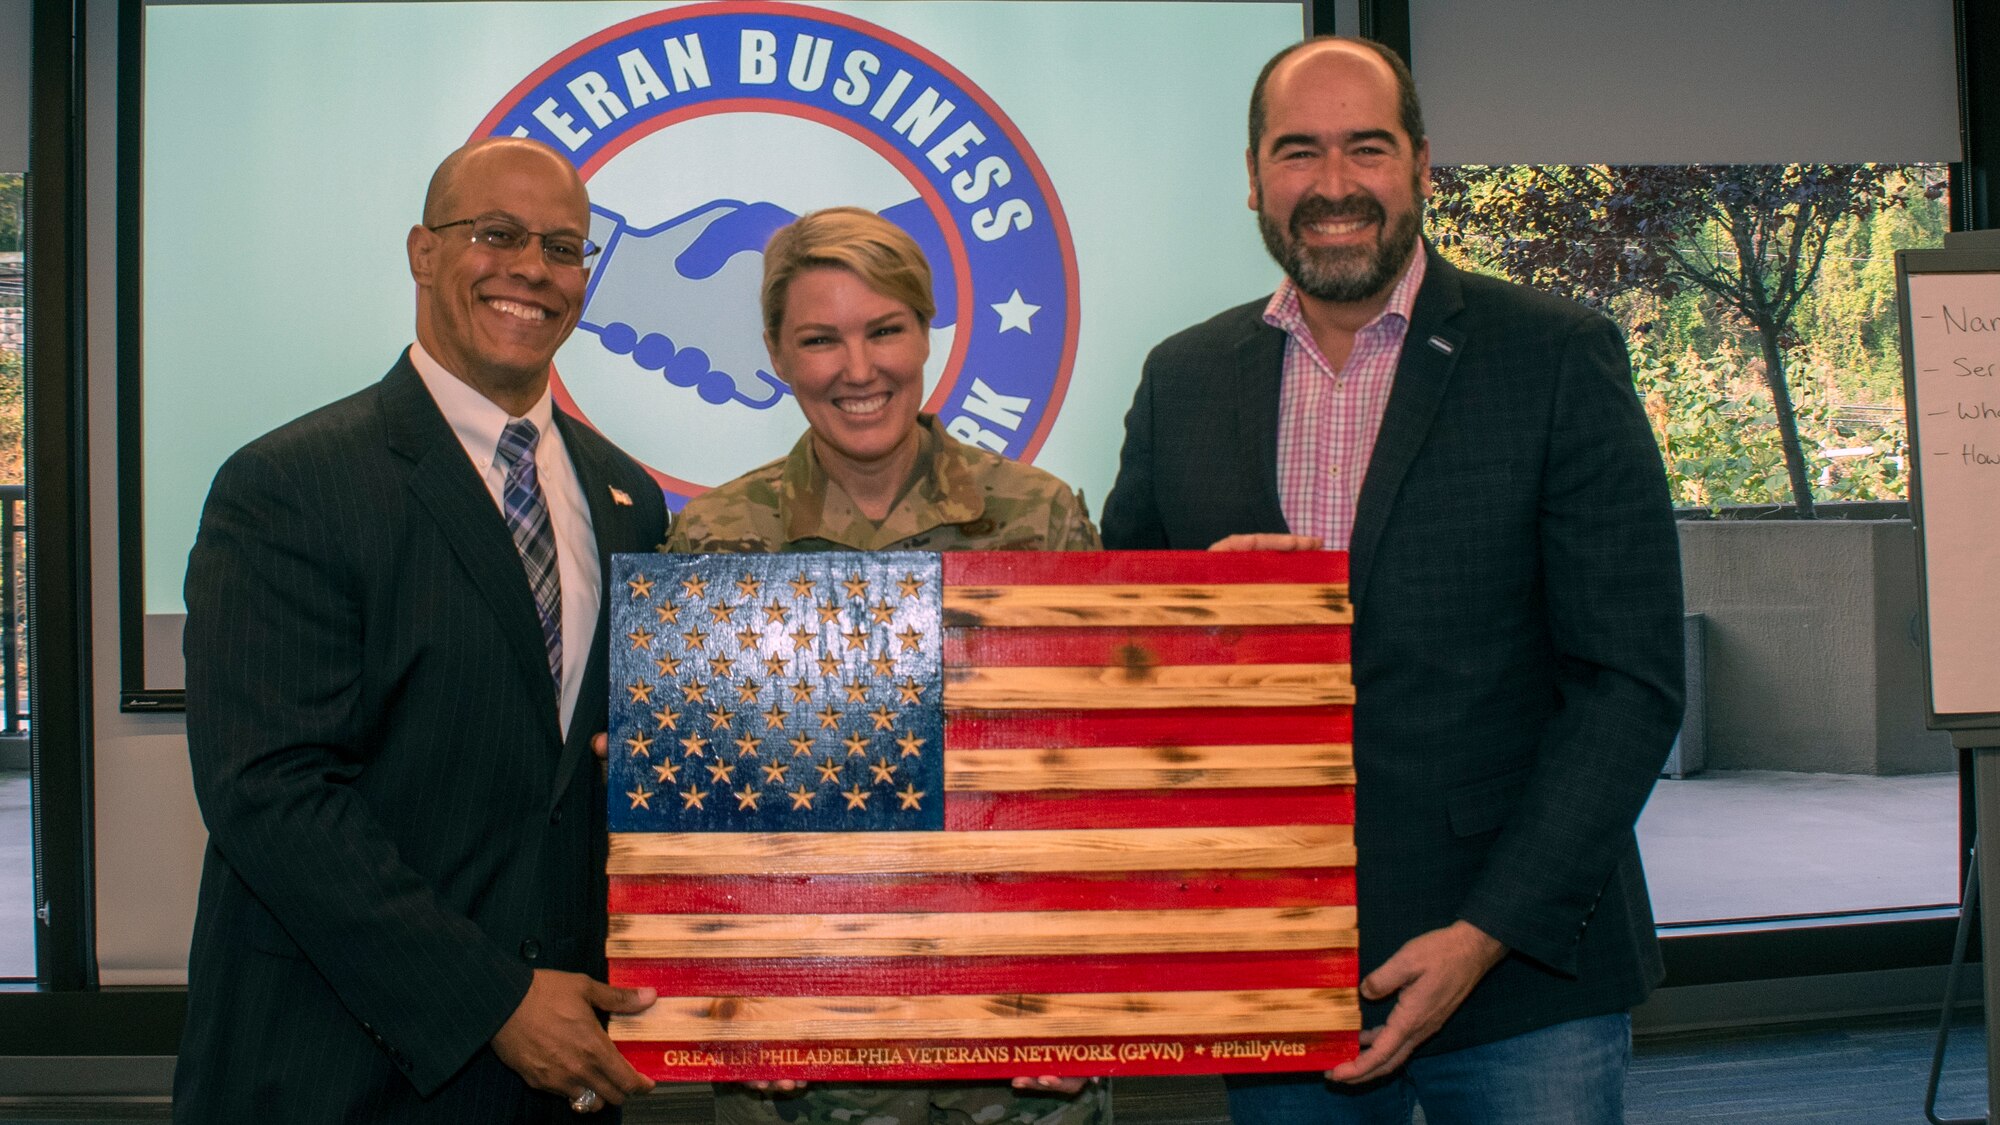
left=546, top=411, right=631, bottom=808
left=1349, top=250, right=1466, bottom=604
left=380, top=358, right=563, bottom=739
left=1232, top=310, right=1291, bottom=532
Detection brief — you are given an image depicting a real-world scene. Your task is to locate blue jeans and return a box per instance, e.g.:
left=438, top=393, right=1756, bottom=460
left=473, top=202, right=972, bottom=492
left=1222, top=1013, right=1631, bottom=1125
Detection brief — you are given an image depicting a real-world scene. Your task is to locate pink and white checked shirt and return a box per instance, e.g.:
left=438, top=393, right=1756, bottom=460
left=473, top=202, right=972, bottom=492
left=1266, top=252, right=1427, bottom=551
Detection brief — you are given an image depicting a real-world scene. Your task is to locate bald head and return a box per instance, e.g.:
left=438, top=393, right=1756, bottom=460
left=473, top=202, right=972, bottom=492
left=1249, top=36, right=1424, bottom=157
left=422, top=137, right=587, bottom=228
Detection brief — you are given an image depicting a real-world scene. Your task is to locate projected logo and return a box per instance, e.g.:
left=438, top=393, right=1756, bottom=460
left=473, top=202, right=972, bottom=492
left=477, top=2, right=1079, bottom=506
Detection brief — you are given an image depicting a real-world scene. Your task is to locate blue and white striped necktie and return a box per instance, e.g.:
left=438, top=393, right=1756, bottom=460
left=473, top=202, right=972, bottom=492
left=496, top=418, right=563, bottom=687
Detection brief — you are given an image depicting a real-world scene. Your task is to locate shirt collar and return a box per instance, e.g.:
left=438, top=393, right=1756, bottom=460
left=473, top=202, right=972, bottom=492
left=1262, top=246, right=1428, bottom=342
left=779, top=415, right=986, bottom=549
left=409, top=340, right=556, bottom=472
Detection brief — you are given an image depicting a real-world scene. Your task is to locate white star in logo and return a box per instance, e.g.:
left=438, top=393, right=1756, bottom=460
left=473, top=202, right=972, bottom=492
left=990, top=289, right=1041, bottom=334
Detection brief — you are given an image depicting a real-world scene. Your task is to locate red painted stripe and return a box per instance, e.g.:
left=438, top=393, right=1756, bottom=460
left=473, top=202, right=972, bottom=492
left=943, top=550, right=1348, bottom=587
left=946, top=707, right=1352, bottom=747
left=609, top=949, right=1359, bottom=996
left=609, top=868, right=1356, bottom=914
left=944, top=788, right=1353, bottom=830
left=621, top=1031, right=1360, bottom=1081
left=943, top=624, right=1350, bottom=667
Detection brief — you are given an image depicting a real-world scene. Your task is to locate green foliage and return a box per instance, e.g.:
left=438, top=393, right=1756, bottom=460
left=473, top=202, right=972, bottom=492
left=0, top=175, right=17, bottom=254
left=0, top=347, right=19, bottom=485
left=1430, top=163, right=1946, bottom=510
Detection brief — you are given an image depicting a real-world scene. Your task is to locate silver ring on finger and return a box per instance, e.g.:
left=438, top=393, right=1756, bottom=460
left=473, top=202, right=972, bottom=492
left=569, top=1087, right=601, bottom=1113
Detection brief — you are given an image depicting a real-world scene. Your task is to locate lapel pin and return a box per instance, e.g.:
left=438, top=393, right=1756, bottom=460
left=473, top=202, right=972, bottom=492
left=1429, top=335, right=1455, bottom=355
left=609, top=486, right=633, bottom=507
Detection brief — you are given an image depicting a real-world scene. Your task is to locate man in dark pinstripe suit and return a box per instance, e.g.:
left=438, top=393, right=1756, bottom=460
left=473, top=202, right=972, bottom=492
left=176, top=138, right=669, bottom=1122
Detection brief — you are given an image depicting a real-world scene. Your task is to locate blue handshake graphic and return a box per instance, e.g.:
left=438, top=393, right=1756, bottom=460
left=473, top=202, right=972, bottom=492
left=579, top=197, right=959, bottom=410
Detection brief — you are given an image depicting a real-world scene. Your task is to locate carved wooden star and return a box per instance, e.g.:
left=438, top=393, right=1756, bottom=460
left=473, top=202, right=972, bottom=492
left=895, top=783, right=925, bottom=810
left=706, top=601, right=736, bottom=625
left=842, top=785, right=872, bottom=810
left=867, top=705, right=896, bottom=731
left=896, top=679, right=923, bottom=705
left=842, top=681, right=869, bottom=704
left=815, top=706, right=843, bottom=729
left=788, top=733, right=816, bottom=757
left=735, top=627, right=762, bottom=650
left=679, top=574, right=708, bottom=601
left=652, top=761, right=681, bottom=784
left=735, top=574, right=762, bottom=600
left=705, top=705, right=735, bottom=731
left=679, top=626, right=710, bottom=649
left=788, top=679, right=816, bottom=703
left=627, top=575, right=655, bottom=600
left=842, top=574, right=870, bottom=600
left=626, top=785, right=653, bottom=810
left=841, top=627, right=869, bottom=651
left=763, top=601, right=789, bottom=625
left=624, top=733, right=654, bottom=758
left=869, top=759, right=897, bottom=784
left=789, top=626, right=817, bottom=651
left=868, top=654, right=896, bottom=677
left=789, top=785, right=815, bottom=810
left=707, top=655, right=734, bottom=679
left=626, top=627, right=654, bottom=650
left=734, top=734, right=762, bottom=758
left=734, top=679, right=763, bottom=704
left=815, top=760, right=844, bottom=784
left=625, top=682, right=654, bottom=704
left=653, top=654, right=682, bottom=678
left=680, top=785, right=708, bottom=810
left=734, top=784, right=762, bottom=811
left=816, top=654, right=843, bottom=677
left=761, top=703, right=788, bottom=729
left=680, top=681, right=710, bottom=706
left=868, top=602, right=896, bottom=625
left=815, top=604, right=843, bottom=626
left=705, top=760, right=735, bottom=784
left=762, top=652, right=789, bottom=677
left=651, top=707, right=680, bottom=731
left=895, top=627, right=922, bottom=653
left=679, top=732, right=709, bottom=758
left=895, top=731, right=925, bottom=758
left=761, top=761, right=789, bottom=785
left=896, top=573, right=924, bottom=599
left=788, top=574, right=817, bottom=599
left=653, top=603, right=681, bottom=625
left=842, top=732, right=871, bottom=757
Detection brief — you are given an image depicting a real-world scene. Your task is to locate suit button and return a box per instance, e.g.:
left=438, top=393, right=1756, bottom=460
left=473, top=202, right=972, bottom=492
left=549, top=808, right=563, bottom=825
left=520, top=939, right=541, bottom=962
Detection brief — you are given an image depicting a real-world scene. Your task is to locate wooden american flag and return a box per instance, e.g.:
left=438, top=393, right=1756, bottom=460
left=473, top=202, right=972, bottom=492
left=604, top=550, right=1357, bottom=1080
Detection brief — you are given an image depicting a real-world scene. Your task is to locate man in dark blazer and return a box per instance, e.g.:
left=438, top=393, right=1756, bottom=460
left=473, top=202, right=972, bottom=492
left=1101, top=38, right=1683, bottom=1124
left=176, top=138, right=669, bottom=1122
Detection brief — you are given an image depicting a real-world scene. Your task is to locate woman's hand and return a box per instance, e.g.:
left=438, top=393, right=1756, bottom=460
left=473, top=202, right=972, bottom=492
left=1208, top=533, right=1322, bottom=552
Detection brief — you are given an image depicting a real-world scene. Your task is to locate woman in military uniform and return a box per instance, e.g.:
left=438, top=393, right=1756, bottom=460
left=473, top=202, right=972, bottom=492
left=666, top=207, right=1104, bottom=1125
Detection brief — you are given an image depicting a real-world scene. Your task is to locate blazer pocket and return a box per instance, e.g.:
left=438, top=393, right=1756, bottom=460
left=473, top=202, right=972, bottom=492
left=1445, top=766, right=1531, bottom=838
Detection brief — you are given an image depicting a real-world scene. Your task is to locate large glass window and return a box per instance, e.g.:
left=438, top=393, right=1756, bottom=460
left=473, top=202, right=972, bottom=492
left=1, top=167, right=26, bottom=979
left=1430, top=163, right=1958, bottom=925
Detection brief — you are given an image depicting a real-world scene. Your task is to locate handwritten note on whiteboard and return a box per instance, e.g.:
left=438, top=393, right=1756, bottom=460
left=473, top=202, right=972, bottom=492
left=1906, top=268, right=2000, bottom=716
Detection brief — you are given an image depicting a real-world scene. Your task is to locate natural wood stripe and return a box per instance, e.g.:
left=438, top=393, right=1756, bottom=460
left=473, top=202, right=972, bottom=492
left=609, top=825, right=1356, bottom=875
left=611, top=987, right=1361, bottom=1041
left=607, top=906, right=1358, bottom=959
left=946, top=743, right=1356, bottom=790
left=941, top=583, right=1352, bottom=627
left=944, top=664, right=1353, bottom=710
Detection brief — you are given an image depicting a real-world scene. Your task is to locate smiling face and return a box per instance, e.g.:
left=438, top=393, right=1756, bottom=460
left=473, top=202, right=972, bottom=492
left=408, top=140, right=590, bottom=414
left=768, top=266, right=929, bottom=482
left=1248, top=42, right=1430, bottom=310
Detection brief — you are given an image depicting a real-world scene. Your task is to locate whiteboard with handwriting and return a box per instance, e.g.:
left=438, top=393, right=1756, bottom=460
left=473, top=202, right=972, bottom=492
left=1901, top=253, right=2000, bottom=721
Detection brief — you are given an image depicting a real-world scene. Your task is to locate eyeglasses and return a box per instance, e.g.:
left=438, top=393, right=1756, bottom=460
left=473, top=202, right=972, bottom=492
left=427, top=215, right=599, bottom=269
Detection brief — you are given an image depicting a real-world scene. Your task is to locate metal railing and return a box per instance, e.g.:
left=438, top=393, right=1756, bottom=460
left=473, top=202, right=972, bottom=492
left=1, top=484, right=26, bottom=736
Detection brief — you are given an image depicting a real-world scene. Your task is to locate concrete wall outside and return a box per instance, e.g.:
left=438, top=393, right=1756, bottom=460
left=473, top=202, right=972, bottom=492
left=1678, top=519, right=1953, bottom=775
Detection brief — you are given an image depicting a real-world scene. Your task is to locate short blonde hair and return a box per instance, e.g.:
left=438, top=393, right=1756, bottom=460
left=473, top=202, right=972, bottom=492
left=761, top=207, right=936, bottom=338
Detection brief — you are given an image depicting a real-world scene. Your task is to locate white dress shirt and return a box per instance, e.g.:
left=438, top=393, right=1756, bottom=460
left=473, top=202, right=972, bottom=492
left=410, top=342, right=600, bottom=737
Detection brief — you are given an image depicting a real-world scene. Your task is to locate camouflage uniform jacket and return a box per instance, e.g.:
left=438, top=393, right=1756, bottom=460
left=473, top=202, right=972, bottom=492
left=664, top=415, right=1101, bottom=554
left=670, top=416, right=1106, bottom=1124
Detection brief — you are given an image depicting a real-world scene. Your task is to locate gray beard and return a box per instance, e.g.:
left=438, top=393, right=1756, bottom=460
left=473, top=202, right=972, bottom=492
left=1259, top=202, right=1423, bottom=304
